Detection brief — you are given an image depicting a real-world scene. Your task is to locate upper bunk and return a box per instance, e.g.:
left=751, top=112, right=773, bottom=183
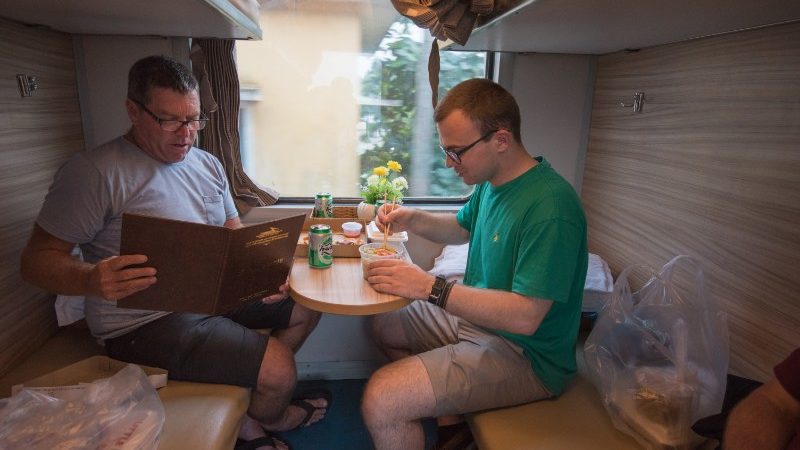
left=446, top=0, right=800, bottom=54
left=0, top=0, right=261, bottom=40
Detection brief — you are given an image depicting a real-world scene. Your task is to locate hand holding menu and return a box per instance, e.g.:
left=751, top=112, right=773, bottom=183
left=118, top=213, right=306, bottom=315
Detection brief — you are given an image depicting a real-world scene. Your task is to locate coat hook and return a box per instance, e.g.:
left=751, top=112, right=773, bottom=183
left=17, top=74, right=39, bottom=98
left=619, top=91, right=645, bottom=113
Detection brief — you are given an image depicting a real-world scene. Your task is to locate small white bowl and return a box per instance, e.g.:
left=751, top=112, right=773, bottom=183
left=342, top=221, right=363, bottom=238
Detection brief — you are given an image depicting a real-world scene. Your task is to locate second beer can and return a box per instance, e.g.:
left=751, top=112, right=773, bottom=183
left=313, top=192, right=334, bottom=218
left=308, top=224, right=333, bottom=268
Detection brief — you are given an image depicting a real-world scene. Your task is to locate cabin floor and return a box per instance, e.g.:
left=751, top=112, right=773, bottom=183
left=283, top=378, right=472, bottom=449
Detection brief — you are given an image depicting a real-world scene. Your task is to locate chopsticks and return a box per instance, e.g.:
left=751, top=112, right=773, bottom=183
left=382, top=193, right=389, bottom=249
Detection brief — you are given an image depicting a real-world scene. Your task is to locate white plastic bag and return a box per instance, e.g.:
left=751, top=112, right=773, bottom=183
left=584, top=255, right=729, bottom=449
left=0, top=364, right=165, bottom=450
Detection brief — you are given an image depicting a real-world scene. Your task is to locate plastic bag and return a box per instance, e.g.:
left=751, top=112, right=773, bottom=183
left=0, top=364, right=165, bottom=450
left=584, top=255, right=729, bottom=449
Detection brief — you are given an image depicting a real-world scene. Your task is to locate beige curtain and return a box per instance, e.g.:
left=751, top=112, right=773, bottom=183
left=191, top=39, right=279, bottom=210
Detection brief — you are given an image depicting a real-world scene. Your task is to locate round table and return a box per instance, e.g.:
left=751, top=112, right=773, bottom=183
left=289, top=257, right=411, bottom=315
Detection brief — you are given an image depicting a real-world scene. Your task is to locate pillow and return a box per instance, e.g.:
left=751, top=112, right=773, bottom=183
left=427, top=244, right=469, bottom=282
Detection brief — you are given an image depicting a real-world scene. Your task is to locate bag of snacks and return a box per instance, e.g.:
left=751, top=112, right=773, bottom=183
left=584, top=255, right=729, bottom=449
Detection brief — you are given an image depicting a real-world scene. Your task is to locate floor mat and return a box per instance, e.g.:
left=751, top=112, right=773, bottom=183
left=277, top=379, right=443, bottom=449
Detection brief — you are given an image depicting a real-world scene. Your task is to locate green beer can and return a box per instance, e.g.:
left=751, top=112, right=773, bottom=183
left=313, top=192, right=333, bottom=218
left=308, top=224, right=333, bottom=268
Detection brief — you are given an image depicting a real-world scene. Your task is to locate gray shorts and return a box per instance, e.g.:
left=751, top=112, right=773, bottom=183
left=400, top=301, right=552, bottom=416
left=105, top=298, right=295, bottom=387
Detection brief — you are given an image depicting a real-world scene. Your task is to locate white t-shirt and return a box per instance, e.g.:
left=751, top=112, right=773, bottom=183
left=37, top=136, right=238, bottom=339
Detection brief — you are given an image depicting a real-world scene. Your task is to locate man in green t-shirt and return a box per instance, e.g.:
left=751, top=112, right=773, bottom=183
left=361, top=78, right=588, bottom=450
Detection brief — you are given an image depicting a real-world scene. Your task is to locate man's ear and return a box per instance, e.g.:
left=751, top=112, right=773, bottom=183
left=125, top=98, right=139, bottom=125
left=494, top=129, right=512, bottom=152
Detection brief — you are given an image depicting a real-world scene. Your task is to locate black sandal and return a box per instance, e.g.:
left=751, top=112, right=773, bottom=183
left=235, top=433, right=293, bottom=450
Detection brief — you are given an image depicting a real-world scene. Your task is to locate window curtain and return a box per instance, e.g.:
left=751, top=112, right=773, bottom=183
left=390, top=0, right=498, bottom=107
left=191, top=39, right=280, bottom=210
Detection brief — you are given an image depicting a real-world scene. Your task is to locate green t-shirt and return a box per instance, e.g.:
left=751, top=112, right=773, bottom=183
left=455, top=157, right=588, bottom=395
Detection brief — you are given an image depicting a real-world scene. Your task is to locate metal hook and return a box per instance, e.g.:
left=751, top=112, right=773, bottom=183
left=619, top=91, right=645, bottom=113
left=17, top=74, right=40, bottom=97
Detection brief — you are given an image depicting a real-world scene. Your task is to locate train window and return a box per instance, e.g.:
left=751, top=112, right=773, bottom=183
left=236, top=4, right=487, bottom=202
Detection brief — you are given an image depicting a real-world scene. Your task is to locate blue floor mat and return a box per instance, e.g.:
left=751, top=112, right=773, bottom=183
left=275, top=379, right=437, bottom=450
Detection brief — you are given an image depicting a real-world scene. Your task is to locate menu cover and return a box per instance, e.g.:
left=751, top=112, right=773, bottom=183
left=118, top=213, right=305, bottom=315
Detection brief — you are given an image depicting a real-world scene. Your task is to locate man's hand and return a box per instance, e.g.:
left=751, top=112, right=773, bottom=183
left=375, top=203, right=413, bottom=234
left=87, top=254, right=156, bottom=301
left=262, top=281, right=290, bottom=304
left=365, top=259, right=433, bottom=300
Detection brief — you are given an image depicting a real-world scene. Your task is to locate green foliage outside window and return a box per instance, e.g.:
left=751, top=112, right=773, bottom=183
left=358, top=19, right=487, bottom=198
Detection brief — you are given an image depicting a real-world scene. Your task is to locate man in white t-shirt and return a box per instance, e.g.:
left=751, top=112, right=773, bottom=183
left=21, top=55, right=324, bottom=450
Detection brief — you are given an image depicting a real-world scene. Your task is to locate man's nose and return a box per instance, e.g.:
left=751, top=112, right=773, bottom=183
left=175, top=123, right=193, bottom=137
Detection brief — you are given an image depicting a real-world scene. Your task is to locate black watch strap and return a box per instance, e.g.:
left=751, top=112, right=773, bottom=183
left=427, top=275, right=447, bottom=306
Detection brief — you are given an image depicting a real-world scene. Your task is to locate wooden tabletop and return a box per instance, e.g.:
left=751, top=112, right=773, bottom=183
left=289, top=257, right=411, bottom=315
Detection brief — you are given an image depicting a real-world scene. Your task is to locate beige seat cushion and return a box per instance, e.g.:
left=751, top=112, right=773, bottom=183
left=0, top=325, right=250, bottom=450
left=468, top=373, right=642, bottom=450
left=158, top=381, right=250, bottom=450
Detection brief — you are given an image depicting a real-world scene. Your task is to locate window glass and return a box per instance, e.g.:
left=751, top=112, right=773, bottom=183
left=236, top=3, right=487, bottom=200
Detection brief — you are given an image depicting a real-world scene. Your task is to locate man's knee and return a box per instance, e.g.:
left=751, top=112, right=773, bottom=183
left=361, top=366, right=398, bottom=426
left=255, top=338, right=297, bottom=394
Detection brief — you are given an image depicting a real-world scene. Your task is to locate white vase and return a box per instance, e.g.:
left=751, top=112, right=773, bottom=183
left=357, top=201, right=376, bottom=221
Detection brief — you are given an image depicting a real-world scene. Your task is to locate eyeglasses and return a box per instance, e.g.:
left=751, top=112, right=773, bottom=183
left=130, top=98, right=209, bottom=132
left=439, top=129, right=498, bottom=164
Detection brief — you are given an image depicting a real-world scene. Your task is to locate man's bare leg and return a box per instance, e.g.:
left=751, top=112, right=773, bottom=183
left=362, top=356, right=437, bottom=450
left=371, top=310, right=464, bottom=443
left=238, top=303, right=326, bottom=448
left=271, top=303, right=321, bottom=352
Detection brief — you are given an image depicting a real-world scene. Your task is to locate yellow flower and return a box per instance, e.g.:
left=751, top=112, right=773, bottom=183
left=387, top=161, right=402, bottom=172
left=373, top=166, right=389, bottom=177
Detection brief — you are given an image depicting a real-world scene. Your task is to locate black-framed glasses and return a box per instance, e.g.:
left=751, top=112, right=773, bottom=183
left=439, top=129, right=498, bottom=164
left=130, top=98, right=209, bottom=132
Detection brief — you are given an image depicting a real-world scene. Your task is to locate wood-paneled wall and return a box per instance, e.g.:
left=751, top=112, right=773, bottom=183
left=0, top=18, right=84, bottom=377
left=582, top=22, right=800, bottom=380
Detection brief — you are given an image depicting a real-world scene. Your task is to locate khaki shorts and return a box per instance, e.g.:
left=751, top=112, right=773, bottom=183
left=400, top=301, right=552, bottom=416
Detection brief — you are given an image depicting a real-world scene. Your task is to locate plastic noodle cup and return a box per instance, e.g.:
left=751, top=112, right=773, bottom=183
left=359, top=243, right=404, bottom=280
left=342, top=221, right=363, bottom=238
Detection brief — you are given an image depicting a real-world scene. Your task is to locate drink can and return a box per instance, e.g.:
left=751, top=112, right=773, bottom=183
left=313, top=192, right=333, bottom=218
left=308, top=224, right=333, bottom=268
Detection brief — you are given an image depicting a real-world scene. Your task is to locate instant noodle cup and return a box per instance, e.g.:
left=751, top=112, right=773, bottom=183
left=359, top=242, right=404, bottom=280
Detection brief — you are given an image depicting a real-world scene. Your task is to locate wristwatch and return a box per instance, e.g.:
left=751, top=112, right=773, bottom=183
left=427, top=275, right=447, bottom=306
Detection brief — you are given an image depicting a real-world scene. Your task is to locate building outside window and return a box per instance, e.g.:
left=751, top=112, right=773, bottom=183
left=236, top=0, right=487, bottom=202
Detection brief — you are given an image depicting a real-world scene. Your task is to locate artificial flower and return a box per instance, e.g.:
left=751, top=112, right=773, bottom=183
left=361, top=160, right=409, bottom=204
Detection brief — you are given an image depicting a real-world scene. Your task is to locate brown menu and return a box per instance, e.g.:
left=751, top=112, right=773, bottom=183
left=118, top=213, right=306, bottom=315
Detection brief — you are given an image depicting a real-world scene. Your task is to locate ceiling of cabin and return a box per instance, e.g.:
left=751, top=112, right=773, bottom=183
left=0, top=0, right=262, bottom=39
left=449, top=0, right=800, bottom=54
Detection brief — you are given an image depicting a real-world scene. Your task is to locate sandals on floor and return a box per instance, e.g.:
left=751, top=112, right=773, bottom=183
left=288, top=388, right=332, bottom=429
left=235, top=433, right=293, bottom=450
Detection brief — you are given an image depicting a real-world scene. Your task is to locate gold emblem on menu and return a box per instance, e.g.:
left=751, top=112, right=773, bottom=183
left=246, top=227, right=289, bottom=247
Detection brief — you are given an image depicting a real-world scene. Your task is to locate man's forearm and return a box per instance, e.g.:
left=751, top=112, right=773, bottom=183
left=20, top=247, right=92, bottom=296
left=408, top=210, right=469, bottom=245
left=443, top=284, right=550, bottom=335
left=724, top=386, right=798, bottom=450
